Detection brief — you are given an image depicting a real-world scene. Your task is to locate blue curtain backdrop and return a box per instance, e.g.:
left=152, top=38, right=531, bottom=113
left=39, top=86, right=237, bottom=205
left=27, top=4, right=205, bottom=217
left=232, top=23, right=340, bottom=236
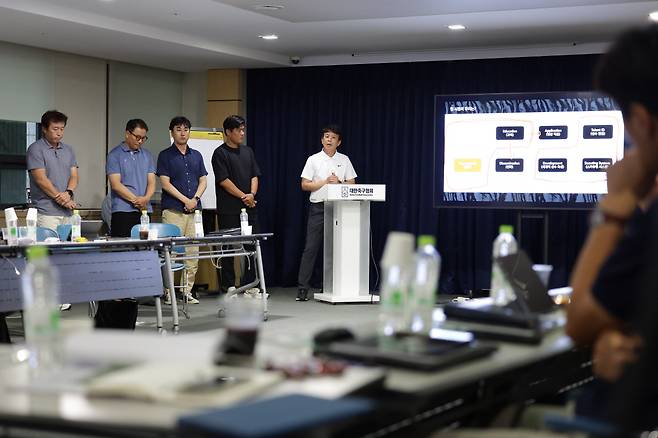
left=246, top=54, right=599, bottom=293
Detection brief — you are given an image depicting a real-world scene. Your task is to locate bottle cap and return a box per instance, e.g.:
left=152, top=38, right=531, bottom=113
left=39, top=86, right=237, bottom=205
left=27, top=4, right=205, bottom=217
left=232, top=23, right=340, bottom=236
left=417, top=235, right=436, bottom=247
left=26, top=245, right=48, bottom=261
left=499, top=224, right=514, bottom=234
left=4, top=207, right=17, bottom=222
left=241, top=208, right=246, bottom=212
left=73, top=209, right=79, bottom=215
left=142, top=210, right=147, bottom=214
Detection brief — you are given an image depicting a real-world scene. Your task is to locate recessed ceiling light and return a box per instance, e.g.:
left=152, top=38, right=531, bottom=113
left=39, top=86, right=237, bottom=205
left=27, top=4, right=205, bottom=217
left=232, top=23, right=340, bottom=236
left=259, top=34, right=279, bottom=40
left=649, top=11, right=658, bottom=22
left=448, top=24, right=466, bottom=31
left=254, top=5, right=284, bottom=11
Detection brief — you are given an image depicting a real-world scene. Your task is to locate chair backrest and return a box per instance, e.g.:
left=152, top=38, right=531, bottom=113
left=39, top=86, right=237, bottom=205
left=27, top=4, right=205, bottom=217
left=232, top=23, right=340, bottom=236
left=36, top=226, right=58, bottom=242
left=129, top=223, right=182, bottom=239
left=130, top=223, right=184, bottom=254
left=57, top=224, right=72, bottom=241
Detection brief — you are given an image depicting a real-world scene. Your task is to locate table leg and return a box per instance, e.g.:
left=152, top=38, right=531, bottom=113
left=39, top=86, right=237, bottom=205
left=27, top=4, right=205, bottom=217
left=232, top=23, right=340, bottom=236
left=254, top=239, right=268, bottom=317
left=163, top=249, right=180, bottom=332
left=154, top=296, right=163, bottom=332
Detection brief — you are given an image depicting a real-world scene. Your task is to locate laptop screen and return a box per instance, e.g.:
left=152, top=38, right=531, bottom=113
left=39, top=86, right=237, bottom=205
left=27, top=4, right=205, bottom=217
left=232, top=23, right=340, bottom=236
left=496, top=250, right=556, bottom=313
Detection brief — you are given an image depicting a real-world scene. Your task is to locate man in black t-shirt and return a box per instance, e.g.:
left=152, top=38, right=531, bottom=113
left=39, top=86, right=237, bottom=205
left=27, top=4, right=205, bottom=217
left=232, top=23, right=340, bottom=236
left=211, top=115, right=261, bottom=292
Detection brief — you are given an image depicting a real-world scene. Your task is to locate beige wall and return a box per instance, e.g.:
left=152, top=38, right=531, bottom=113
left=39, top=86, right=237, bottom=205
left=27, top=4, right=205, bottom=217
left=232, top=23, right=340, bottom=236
left=0, top=41, right=208, bottom=208
left=108, top=62, right=184, bottom=159
left=182, top=71, right=208, bottom=128
left=207, top=69, right=246, bottom=128
left=53, top=54, right=106, bottom=209
left=0, top=42, right=106, bottom=209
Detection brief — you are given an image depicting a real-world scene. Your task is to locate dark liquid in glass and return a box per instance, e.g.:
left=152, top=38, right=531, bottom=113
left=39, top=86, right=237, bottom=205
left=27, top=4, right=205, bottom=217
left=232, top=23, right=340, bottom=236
left=139, top=230, right=149, bottom=240
left=223, top=327, right=258, bottom=355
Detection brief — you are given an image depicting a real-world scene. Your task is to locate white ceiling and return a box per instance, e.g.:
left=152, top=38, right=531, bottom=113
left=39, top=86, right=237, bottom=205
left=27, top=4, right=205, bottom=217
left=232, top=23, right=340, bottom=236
left=0, top=0, right=656, bottom=72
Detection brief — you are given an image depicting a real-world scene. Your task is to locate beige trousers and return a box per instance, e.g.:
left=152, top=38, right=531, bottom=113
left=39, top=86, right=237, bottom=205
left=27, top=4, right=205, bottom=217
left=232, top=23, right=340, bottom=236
left=162, top=209, right=199, bottom=294
left=37, top=215, right=70, bottom=231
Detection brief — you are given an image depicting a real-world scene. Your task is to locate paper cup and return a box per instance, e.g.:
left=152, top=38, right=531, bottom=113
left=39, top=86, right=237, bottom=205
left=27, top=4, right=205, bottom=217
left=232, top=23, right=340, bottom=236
left=381, top=231, right=415, bottom=268
left=532, top=264, right=553, bottom=287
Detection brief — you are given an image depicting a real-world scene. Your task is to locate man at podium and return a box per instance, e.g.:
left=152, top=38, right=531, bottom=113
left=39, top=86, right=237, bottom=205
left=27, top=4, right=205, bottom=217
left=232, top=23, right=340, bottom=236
left=297, top=125, right=357, bottom=301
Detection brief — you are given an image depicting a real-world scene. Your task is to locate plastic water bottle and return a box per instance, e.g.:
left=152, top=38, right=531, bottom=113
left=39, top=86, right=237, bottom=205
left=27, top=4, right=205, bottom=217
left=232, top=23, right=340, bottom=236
left=70, top=209, right=81, bottom=241
left=378, top=232, right=414, bottom=338
left=26, top=208, right=38, bottom=243
left=194, top=209, right=204, bottom=238
left=408, top=235, right=441, bottom=334
left=21, top=246, right=62, bottom=374
left=240, top=208, right=249, bottom=234
left=4, top=207, right=18, bottom=245
left=139, top=210, right=149, bottom=240
left=490, top=224, right=518, bottom=306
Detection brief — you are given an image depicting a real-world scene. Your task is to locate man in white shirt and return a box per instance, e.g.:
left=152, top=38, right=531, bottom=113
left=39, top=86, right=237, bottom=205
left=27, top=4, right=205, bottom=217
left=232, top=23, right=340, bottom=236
left=297, top=125, right=357, bottom=301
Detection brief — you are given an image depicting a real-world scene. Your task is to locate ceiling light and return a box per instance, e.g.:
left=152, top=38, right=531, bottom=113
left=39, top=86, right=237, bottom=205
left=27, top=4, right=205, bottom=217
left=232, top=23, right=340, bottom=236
left=259, top=34, right=279, bottom=40
left=254, top=5, right=284, bottom=11
left=448, top=24, right=466, bottom=31
left=649, top=11, right=658, bottom=22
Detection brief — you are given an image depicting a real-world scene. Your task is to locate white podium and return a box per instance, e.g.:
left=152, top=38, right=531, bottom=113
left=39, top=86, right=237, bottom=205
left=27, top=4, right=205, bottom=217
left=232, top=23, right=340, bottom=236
left=313, top=184, right=386, bottom=303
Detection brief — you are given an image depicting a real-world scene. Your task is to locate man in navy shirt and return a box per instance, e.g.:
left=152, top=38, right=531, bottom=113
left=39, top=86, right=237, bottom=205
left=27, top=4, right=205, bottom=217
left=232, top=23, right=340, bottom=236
left=157, top=116, right=208, bottom=304
left=567, top=25, right=658, bottom=423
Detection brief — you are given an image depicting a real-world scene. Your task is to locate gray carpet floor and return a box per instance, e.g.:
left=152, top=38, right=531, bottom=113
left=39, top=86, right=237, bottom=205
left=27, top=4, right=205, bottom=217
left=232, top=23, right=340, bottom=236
left=6, top=287, right=381, bottom=344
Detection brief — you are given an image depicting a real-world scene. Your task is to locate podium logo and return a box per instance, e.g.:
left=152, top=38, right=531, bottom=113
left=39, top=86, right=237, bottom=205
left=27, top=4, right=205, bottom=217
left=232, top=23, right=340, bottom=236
left=341, top=186, right=350, bottom=198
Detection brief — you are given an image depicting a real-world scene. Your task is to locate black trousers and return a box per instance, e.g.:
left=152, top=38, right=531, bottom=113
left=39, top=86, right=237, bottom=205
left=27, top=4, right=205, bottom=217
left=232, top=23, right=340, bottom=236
left=217, top=212, right=260, bottom=291
left=0, top=314, right=10, bottom=343
left=94, top=211, right=142, bottom=330
left=297, top=202, right=324, bottom=290
left=110, top=211, right=142, bottom=238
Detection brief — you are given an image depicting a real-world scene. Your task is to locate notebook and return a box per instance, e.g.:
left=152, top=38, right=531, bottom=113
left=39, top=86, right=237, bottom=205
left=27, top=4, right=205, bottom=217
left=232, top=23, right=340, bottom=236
left=177, top=394, right=373, bottom=437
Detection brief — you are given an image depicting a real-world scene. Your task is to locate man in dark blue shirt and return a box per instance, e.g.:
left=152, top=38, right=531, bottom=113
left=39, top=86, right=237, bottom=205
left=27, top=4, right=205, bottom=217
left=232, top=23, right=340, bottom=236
left=157, top=116, right=208, bottom=304
left=567, top=25, right=658, bottom=423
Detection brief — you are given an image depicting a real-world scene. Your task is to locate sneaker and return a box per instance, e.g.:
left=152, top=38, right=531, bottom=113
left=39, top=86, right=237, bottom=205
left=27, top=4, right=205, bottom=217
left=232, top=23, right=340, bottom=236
left=226, top=286, right=237, bottom=298
left=296, top=289, right=307, bottom=301
left=302, top=289, right=309, bottom=301
left=245, top=288, right=260, bottom=298
left=183, top=293, right=199, bottom=304
left=59, top=303, right=72, bottom=311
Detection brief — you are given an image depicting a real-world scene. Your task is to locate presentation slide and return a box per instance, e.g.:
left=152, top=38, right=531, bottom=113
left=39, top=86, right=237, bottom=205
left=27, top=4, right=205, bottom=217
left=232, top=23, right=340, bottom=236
left=434, top=92, right=624, bottom=209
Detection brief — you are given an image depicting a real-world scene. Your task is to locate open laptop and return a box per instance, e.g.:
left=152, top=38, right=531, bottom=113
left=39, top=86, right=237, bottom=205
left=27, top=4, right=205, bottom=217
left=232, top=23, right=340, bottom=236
left=443, top=250, right=562, bottom=343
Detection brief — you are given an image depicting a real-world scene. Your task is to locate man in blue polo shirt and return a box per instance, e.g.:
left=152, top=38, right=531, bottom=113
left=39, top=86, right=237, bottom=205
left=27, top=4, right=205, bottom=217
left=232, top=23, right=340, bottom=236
left=95, top=119, right=155, bottom=330
left=157, top=116, right=208, bottom=304
left=27, top=110, right=78, bottom=229
left=106, top=119, right=156, bottom=237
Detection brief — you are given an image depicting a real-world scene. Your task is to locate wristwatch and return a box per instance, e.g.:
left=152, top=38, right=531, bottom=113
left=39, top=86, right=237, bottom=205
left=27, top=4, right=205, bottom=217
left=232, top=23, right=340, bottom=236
left=589, top=205, right=628, bottom=229
left=65, top=189, right=74, bottom=199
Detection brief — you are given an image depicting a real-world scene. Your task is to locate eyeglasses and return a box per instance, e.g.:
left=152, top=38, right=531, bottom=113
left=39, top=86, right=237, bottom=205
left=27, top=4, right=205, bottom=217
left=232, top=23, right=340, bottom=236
left=129, top=131, right=148, bottom=142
